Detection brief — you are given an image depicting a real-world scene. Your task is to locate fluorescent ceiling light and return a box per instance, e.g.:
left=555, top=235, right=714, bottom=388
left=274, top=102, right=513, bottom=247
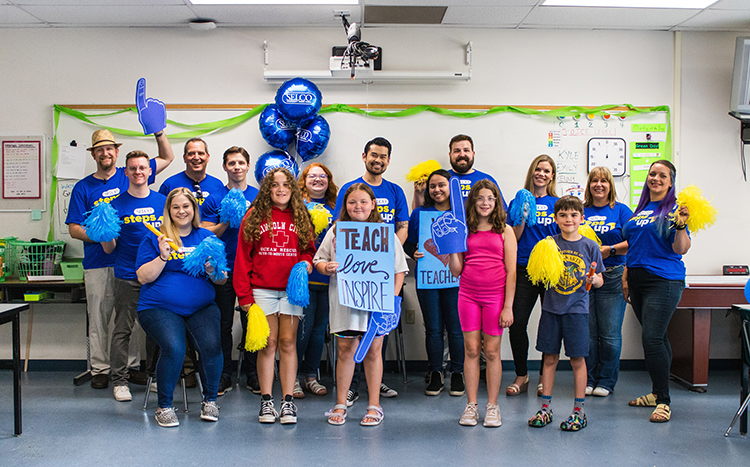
left=542, top=0, right=718, bottom=8
left=192, top=0, right=358, bottom=4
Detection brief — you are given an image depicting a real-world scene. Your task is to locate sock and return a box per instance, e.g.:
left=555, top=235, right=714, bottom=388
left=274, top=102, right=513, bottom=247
left=541, top=394, right=552, bottom=413
left=284, top=394, right=293, bottom=402
left=573, top=397, right=585, bottom=416
left=262, top=393, right=272, bottom=401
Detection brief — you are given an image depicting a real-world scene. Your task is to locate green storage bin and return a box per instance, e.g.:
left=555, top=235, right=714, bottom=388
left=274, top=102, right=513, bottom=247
left=61, top=261, right=84, bottom=281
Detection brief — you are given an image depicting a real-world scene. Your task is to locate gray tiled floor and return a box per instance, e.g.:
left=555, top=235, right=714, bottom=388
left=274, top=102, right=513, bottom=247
left=1, top=370, right=749, bottom=466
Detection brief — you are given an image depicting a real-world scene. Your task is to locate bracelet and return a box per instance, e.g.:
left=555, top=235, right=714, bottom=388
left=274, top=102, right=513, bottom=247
left=159, top=255, right=168, bottom=262
left=675, top=223, right=687, bottom=231
left=154, top=131, right=164, bottom=137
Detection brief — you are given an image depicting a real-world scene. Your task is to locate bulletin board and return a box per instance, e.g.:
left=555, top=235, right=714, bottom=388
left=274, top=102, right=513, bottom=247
left=51, top=103, right=669, bottom=256
left=0, top=135, right=46, bottom=212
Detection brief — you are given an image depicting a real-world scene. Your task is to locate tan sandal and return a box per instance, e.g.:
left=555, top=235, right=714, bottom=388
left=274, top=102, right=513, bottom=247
left=505, top=376, right=529, bottom=396
left=304, top=379, right=328, bottom=396
left=628, top=393, right=657, bottom=407
left=650, top=403, right=671, bottom=423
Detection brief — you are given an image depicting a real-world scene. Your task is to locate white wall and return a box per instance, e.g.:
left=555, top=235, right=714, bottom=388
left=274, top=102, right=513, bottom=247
left=0, top=26, right=746, bottom=365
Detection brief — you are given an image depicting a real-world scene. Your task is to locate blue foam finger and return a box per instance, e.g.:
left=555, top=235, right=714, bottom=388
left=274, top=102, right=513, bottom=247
left=82, top=202, right=122, bottom=242
left=219, top=188, right=248, bottom=228
left=135, top=78, right=167, bottom=135
left=745, top=278, right=750, bottom=304
left=286, top=262, right=310, bottom=307
left=449, top=177, right=466, bottom=224
left=354, top=296, right=403, bottom=363
left=431, top=178, right=468, bottom=255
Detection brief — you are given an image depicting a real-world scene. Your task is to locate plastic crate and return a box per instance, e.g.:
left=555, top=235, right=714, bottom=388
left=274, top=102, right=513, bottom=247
left=0, top=237, right=18, bottom=281
left=7, top=240, right=66, bottom=280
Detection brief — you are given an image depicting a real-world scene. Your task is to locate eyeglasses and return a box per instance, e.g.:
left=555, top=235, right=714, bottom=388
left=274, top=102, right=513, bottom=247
left=307, top=174, right=328, bottom=180
left=192, top=181, right=204, bottom=201
left=477, top=197, right=496, bottom=203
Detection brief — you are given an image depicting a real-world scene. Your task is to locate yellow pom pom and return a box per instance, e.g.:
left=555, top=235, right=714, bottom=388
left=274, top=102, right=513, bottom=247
left=308, top=203, right=332, bottom=237
left=405, top=160, right=441, bottom=184
left=677, top=184, right=717, bottom=233
left=527, top=237, right=565, bottom=288
left=578, top=224, right=601, bottom=246
left=245, top=304, right=270, bottom=352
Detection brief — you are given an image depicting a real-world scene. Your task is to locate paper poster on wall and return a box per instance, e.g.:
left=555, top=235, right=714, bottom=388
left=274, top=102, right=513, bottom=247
left=56, top=179, right=77, bottom=235
left=57, top=145, right=87, bottom=180
left=417, top=210, right=459, bottom=289
left=336, top=221, right=396, bottom=313
left=2, top=139, right=41, bottom=199
left=629, top=141, right=668, bottom=210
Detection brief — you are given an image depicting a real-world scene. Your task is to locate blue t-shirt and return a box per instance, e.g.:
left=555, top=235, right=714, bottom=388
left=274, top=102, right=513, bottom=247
left=333, top=176, right=409, bottom=225
left=110, top=190, right=167, bottom=281
left=447, top=169, right=508, bottom=212
left=307, top=198, right=334, bottom=286
left=200, top=185, right=259, bottom=270
left=623, top=201, right=689, bottom=281
left=136, top=227, right=217, bottom=316
left=507, top=194, right=560, bottom=266
left=65, top=159, right=157, bottom=270
left=583, top=202, right=633, bottom=268
left=542, top=234, right=604, bottom=315
left=158, top=171, right=225, bottom=207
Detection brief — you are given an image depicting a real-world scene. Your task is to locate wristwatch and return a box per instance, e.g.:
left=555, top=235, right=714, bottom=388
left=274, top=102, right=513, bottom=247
left=610, top=247, right=617, bottom=256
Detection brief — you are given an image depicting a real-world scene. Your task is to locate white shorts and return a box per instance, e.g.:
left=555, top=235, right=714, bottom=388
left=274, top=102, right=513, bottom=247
left=252, top=288, right=304, bottom=317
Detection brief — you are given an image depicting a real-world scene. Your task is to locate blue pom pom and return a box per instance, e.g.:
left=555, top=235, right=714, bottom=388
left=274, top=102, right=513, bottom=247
left=286, top=262, right=309, bottom=307
left=82, top=202, right=122, bottom=242
left=509, top=189, right=537, bottom=227
left=220, top=188, right=248, bottom=228
left=182, top=235, right=230, bottom=282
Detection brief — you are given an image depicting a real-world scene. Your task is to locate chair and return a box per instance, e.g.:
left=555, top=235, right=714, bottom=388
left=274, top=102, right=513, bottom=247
left=142, top=339, right=204, bottom=413
left=725, top=306, right=750, bottom=436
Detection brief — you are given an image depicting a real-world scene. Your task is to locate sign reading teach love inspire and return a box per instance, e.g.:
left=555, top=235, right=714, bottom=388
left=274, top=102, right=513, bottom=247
left=335, top=221, right=395, bottom=313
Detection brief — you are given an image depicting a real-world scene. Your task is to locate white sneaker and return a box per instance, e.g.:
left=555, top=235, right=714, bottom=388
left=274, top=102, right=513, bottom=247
left=592, top=387, right=610, bottom=397
left=483, top=403, right=502, bottom=427
left=585, top=386, right=594, bottom=396
left=113, top=385, right=132, bottom=402
left=459, top=402, right=479, bottom=426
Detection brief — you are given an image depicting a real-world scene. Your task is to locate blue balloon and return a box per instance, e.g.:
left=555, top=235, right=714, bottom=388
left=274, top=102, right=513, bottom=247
left=744, top=278, right=750, bottom=304
left=296, top=115, right=331, bottom=162
left=275, top=78, right=322, bottom=125
left=259, top=104, right=296, bottom=150
left=254, top=150, right=299, bottom=185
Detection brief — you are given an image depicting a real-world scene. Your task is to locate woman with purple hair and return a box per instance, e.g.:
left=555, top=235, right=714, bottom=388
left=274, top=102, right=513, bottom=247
left=622, top=160, right=690, bottom=424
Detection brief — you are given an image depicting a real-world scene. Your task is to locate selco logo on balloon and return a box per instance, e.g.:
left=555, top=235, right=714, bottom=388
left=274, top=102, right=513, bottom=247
left=282, top=92, right=316, bottom=105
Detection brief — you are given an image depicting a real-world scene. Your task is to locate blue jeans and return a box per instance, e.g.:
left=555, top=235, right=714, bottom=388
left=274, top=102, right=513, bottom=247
left=213, top=274, right=237, bottom=378
left=297, top=284, right=330, bottom=378
left=416, top=287, right=463, bottom=373
left=627, top=267, right=685, bottom=405
left=586, top=265, right=627, bottom=391
left=138, top=304, right=223, bottom=408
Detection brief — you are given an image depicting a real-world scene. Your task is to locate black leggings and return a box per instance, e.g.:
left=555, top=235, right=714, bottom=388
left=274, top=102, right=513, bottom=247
left=508, top=263, right=545, bottom=377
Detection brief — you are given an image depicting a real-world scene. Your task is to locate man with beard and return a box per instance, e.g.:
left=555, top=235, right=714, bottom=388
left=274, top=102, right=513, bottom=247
left=66, top=129, right=174, bottom=390
left=159, top=137, right=224, bottom=207
left=447, top=134, right=507, bottom=211
left=333, top=137, right=409, bottom=401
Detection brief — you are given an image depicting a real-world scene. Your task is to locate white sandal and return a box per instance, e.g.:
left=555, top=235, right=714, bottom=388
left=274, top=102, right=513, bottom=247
left=360, top=405, right=384, bottom=426
left=325, top=404, right=347, bottom=425
left=304, top=379, right=328, bottom=396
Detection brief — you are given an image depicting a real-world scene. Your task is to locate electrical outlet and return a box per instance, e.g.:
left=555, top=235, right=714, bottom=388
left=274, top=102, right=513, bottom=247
left=405, top=309, right=415, bottom=324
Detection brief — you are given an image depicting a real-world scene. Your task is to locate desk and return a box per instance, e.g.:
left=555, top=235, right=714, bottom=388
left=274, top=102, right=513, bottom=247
left=669, top=275, right=747, bottom=392
left=0, top=303, right=30, bottom=436
left=0, top=279, right=86, bottom=377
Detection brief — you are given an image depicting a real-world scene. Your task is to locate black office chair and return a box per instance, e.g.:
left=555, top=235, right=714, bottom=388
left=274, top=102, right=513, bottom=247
left=725, top=306, right=750, bottom=437
left=142, top=338, right=204, bottom=413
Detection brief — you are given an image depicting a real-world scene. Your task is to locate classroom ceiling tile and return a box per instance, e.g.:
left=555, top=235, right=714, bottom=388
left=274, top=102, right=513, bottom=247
left=20, top=5, right=194, bottom=26
left=677, top=10, right=750, bottom=30
left=0, top=4, right=43, bottom=24
left=522, top=6, right=698, bottom=30
left=12, top=0, right=183, bottom=4
left=710, top=0, right=750, bottom=10
left=363, top=0, right=539, bottom=5
left=442, top=6, right=533, bottom=26
left=190, top=5, right=362, bottom=25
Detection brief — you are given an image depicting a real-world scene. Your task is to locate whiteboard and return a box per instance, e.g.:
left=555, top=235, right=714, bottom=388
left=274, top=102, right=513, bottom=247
left=52, top=105, right=669, bottom=257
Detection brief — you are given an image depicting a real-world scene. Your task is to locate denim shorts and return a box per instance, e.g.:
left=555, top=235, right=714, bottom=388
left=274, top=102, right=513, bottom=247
left=535, top=311, right=589, bottom=358
left=252, top=288, right=304, bottom=317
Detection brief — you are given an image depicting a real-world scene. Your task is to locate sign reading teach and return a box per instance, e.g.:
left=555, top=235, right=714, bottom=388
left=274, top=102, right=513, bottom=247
left=336, top=221, right=395, bottom=313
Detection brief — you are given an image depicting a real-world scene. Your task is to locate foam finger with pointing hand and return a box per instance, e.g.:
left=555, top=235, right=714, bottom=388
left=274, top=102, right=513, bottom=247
left=136, top=78, right=166, bottom=135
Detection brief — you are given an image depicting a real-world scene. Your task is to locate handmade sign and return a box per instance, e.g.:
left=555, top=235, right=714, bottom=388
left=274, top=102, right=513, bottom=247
left=335, top=221, right=395, bottom=313
left=135, top=78, right=166, bottom=136
left=418, top=210, right=459, bottom=289
left=354, top=296, right=402, bottom=363
left=430, top=177, right=467, bottom=255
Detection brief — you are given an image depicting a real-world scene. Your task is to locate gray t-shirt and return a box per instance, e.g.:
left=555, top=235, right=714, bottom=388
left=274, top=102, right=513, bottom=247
left=313, top=226, right=409, bottom=334
left=542, top=234, right=604, bottom=315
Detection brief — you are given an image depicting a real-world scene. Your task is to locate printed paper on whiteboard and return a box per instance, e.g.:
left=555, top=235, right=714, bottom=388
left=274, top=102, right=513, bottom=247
left=57, top=145, right=87, bottom=180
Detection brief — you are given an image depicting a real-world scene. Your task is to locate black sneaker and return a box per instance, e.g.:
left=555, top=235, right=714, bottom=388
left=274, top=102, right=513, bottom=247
left=127, top=369, right=148, bottom=386
left=346, top=390, right=359, bottom=407
left=218, top=375, right=233, bottom=396
left=246, top=373, right=261, bottom=394
left=450, top=372, right=465, bottom=396
left=279, top=395, right=298, bottom=424
left=259, top=394, right=278, bottom=423
left=425, top=371, right=444, bottom=396
left=91, top=373, right=109, bottom=389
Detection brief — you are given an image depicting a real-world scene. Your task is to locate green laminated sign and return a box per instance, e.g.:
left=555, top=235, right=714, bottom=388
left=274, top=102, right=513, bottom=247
left=631, top=123, right=666, bottom=132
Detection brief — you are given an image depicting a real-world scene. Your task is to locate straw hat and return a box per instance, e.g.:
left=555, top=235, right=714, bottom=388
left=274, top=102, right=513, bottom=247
left=87, top=129, right=123, bottom=151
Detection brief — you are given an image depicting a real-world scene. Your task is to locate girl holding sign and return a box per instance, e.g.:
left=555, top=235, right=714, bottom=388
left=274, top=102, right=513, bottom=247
left=405, top=169, right=465, bottom=397
left=448, top=180, right=517, bottom=427
left=506, top=155, right=560, bottom=397
left=234, top=168, right=316, bottom=425
left=314, top=184, right=409, bottom=426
